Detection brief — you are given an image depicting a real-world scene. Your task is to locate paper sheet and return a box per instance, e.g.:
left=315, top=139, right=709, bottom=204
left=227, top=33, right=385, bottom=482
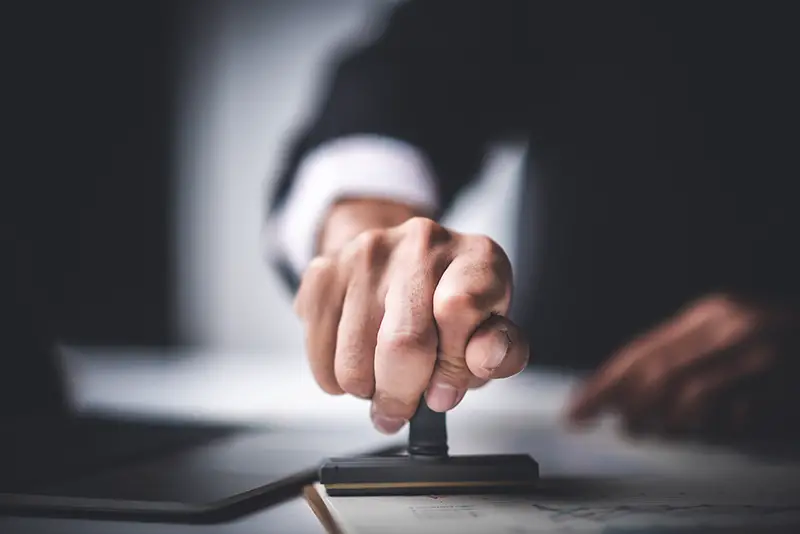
left=311, top=474, right=800, bottom=533
left=299, top=371, right=800, bottom=532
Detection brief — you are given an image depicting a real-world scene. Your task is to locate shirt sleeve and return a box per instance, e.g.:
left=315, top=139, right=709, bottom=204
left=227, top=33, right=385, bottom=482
left=263, top=135, right=440, bottom=277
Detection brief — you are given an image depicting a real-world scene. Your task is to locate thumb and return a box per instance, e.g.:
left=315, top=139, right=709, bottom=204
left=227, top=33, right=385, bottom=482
left=423, top=314, right=529, bottom=413
left=466, top=314, right=530, bottom=380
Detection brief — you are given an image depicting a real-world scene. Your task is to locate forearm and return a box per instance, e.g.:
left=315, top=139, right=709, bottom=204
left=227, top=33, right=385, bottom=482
left=317, top=197, right=427, bottom=257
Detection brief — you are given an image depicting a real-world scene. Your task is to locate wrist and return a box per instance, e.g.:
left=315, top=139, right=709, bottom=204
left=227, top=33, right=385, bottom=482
left=317, top=197, right=426, bottom=257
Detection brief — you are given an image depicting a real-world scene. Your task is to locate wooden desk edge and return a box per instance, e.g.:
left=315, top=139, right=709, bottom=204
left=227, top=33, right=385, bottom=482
left=302, top=485, right=343, bottom=534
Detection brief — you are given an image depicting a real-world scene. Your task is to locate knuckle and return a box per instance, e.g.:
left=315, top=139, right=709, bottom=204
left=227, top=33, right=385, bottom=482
left=467, top=234, right=495, bottom=257
left=304, top=256, right=334, bottom=283
left=706, top=314, right=752, bottom=348
left=349, top=229, right=387, bottom=269
left=696, top=293, right=737, bottom=319
left=403, top=216, right=438, bottom=236
left=335, top=358, right=374, bottom=398
left=433, top=292, right=483, bottom=322
left=356, top=228, right=384, bottom=251
left=402, top=217, right=445, bottom=250
left=338, top=374, right=374, bottom=398
left=467, top=234, right=502, bottom=260
left=699, top=300, right=759, bottom=349
left=472, top=235, right=511, bottom=272
left=378, top=327, right=436, bottom=355
left=474, top=274, right=510, bottom=309
left=435, top=358, right=471, bottom=388
left=373, top=390, right=418, bottom=420
left=636, top=361, right=669, bottom=392
left=308, top=256, right=333, bottom=271
left=299, top=257, right=331, bottom=291
left=462, top=236, right=512, bottom=294
left=306, top=255, right=331, bottom=273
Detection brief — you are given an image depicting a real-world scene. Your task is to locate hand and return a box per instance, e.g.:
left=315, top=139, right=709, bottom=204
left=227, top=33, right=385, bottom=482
left=567, top=293, right=800, bottom=440
left=294, top=204, right=530, bottom=434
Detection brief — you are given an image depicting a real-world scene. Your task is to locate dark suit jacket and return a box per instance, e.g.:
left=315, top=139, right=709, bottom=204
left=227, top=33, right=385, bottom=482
left=270, top=0, right=800, bottom=370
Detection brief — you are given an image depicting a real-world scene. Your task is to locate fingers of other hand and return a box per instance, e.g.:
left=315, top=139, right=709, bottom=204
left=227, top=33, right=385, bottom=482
left=566, top=328, right=681, bottom=426
left=566, top=293, right=763, bottom=429
left=428, top=236, right=516, bottom=412
left=663, top=344, right=775, bottom=434
left=295, top=257, right=346, bottom=395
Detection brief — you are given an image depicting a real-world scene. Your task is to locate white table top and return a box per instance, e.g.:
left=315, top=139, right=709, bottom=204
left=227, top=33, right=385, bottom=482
left=3, top=347, right=798, bottom=533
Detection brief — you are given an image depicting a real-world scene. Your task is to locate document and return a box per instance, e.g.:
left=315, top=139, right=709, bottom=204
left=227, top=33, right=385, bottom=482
left=302, top=372, right=800, bottom=533
left=305, top=473, right=800, bottom=534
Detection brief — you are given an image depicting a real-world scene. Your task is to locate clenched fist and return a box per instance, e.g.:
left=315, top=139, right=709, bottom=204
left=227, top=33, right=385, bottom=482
left=294, top=200, right=530, bottom=434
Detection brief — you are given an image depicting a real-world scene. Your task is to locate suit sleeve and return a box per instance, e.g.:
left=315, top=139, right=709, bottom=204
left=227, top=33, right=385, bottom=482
left=265, top=0, right=533, bottom=290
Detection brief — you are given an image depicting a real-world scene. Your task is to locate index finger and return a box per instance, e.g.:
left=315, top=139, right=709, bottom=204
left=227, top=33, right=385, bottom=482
left=371, top=222, right=451, bottom=433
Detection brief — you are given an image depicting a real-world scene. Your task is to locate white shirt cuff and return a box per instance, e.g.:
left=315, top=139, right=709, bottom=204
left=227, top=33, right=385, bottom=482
left=264, top=135, right=440, bottom=277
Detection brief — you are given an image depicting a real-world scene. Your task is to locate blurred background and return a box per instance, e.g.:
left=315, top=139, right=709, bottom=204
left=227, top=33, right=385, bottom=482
left=173, top=0, right=525, bottom=353
left=10, top=0, right=525, bottom=357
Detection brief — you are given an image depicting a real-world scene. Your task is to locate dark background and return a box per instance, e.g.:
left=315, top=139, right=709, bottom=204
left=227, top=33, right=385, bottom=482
left=4, top=0, right=508, bottom=352
left=2, top=0, right=519, bottom=422
left=7, top=2, right=190, bottom=345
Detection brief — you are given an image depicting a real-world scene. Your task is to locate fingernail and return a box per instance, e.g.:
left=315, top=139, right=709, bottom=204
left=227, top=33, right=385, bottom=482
left=481, top=328, right=510, bottom=372
left=371, top=414, right=406, bottom=435
left=426, top=382, right=459, bottom=412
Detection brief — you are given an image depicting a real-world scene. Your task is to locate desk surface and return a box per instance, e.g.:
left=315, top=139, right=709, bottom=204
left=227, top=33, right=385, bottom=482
left=3, top=348, right=798, bottom=533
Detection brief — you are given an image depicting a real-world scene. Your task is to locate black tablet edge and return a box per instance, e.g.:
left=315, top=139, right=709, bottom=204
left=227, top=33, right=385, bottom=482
left=0, top=441, right=406, bottom=524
